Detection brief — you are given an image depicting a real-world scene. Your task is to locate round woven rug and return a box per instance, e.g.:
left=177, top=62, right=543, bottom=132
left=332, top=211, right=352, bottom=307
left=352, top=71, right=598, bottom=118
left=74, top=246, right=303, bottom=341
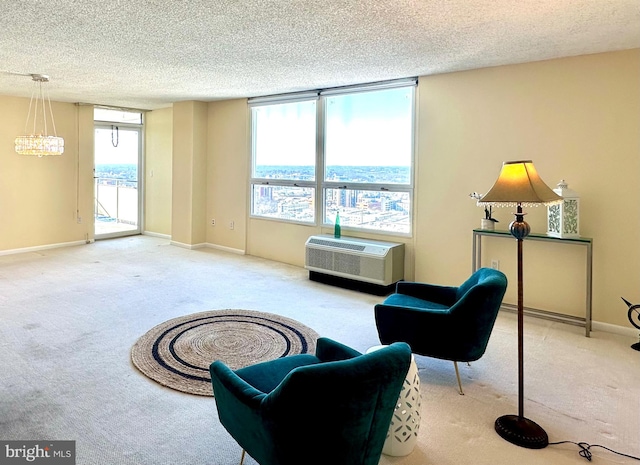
left=131, top=309, right=319, bottom=396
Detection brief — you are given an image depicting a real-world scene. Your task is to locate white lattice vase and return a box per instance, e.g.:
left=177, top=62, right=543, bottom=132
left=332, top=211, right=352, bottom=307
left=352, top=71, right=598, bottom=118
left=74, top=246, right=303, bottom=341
left=367, top=345, right=421, bottom=456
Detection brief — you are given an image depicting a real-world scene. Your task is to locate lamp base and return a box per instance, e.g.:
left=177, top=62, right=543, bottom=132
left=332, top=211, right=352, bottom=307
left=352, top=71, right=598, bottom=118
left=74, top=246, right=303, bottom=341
left=495, top=415, right=549, bottom=449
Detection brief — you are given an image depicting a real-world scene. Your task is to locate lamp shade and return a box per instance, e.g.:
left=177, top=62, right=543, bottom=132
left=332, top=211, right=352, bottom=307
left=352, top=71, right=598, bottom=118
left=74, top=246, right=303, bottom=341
left=478, top=160, right=562, bottom=207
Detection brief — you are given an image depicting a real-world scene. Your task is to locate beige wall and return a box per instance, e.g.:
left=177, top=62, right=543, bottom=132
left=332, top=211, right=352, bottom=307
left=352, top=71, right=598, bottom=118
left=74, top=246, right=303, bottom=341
left=415, top=49, right=639, bottom=327
left=0, top=97, right=94, bottom=251
left=206, top=99, right=249, bottom=252
left=171, top=101, right=208, bottom=246
left=144, top=107, right=173, bottom=236
left=77, top=105, right=95, bottom=242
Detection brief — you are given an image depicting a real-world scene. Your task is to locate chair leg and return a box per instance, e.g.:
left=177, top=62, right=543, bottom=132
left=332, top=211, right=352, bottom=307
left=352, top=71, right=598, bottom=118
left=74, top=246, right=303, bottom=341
left=453, top=361, right=464, bottom=395
left=240, top=449, right=245, bottom=465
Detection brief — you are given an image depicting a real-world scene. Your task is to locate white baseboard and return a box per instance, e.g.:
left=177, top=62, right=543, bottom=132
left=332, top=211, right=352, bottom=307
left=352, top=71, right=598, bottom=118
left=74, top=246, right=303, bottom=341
left=169, top=240, right=245, bottom=254
left=170, top=241, right=207, bottom=250
left=592, top=320, right=639, bottom=338
left=143, top=231, right=171, bottom=240
left=205, top=243, right=245, bottom=255
left=0, top=240, right=88, bottom=256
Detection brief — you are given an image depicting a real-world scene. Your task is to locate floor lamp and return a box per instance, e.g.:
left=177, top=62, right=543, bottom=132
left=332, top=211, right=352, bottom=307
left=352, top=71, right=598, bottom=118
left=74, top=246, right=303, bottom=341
left=478, top=160, right=562, bottom=449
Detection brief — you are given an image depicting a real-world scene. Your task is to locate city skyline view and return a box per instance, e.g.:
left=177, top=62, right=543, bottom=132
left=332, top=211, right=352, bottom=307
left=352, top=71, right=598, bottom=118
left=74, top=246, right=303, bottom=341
left=253, top=165, right=411, bottom=233
left=254, top=164, right=411, bottom=184
left=95, top=164, right=412, bottom=234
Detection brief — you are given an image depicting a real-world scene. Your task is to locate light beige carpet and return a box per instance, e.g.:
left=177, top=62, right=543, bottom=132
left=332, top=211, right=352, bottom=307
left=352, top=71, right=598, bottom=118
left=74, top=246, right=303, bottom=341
left=0, top=235, right=638, bottom=464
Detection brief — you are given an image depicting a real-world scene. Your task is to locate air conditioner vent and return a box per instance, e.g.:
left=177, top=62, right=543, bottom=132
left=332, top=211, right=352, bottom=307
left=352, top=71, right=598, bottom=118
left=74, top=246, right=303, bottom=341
left=304, top=235, right=404, bottom=286
left=307, top=237, right=366, bottom=252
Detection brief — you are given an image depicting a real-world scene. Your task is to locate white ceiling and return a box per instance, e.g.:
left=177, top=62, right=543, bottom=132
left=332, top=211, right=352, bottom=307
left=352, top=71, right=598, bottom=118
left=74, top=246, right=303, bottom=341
left=1, top=0, right=638, bottom=110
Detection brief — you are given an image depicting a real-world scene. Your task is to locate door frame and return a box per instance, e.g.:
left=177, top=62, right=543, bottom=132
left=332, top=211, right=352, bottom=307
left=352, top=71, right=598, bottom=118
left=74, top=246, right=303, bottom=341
left=94, top=121, right=144, bottom=239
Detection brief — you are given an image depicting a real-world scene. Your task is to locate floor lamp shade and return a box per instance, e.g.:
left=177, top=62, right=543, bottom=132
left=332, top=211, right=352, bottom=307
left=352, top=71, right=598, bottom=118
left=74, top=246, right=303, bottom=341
left=478, top=160, right=562, bottom=207
left=479, top=160, right=561, bottom=449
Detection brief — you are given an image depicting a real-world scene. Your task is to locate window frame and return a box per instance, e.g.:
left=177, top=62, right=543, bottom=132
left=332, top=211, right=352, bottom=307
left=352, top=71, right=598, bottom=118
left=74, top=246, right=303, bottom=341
left=249, top=79, right=416, bottom=236
left=249, top=94, right=319, bottom=225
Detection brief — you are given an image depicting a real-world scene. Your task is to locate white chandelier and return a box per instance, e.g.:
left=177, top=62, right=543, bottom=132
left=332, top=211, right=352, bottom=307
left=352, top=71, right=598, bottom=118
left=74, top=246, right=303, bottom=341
left=14, top=74, right=65, bottom=157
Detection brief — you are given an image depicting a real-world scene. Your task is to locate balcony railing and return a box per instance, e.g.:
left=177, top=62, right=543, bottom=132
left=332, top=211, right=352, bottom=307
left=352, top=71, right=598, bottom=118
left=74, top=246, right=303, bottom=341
left=94, top=177, right=138, bottom=233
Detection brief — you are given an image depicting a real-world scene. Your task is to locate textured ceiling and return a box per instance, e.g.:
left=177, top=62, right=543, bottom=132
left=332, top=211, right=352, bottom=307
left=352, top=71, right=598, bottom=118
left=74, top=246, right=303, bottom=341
left=0, top=0, right=638, bottom=110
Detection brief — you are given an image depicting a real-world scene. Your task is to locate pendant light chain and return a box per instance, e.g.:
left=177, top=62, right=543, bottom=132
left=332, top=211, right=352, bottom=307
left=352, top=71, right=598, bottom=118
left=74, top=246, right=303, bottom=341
left=111, top=125, right=119, bottom=147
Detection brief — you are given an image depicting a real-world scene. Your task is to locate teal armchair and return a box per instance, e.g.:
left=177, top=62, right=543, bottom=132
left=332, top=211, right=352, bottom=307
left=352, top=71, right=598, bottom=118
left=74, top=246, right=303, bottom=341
left=210, top=337, right=412, bottom=465
left=374, top=268, right=507, bottom=394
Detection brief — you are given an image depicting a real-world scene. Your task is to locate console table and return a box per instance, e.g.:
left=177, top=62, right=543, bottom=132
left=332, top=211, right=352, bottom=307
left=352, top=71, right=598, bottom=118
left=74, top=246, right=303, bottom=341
left=472, top=229, right=593, bottom=337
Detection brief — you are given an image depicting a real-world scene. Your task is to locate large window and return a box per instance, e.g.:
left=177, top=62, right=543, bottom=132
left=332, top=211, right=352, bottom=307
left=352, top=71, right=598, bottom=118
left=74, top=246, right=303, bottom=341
left=250, top=80, right=415, bottom=235
left=251, top=99, right=317, bottom=222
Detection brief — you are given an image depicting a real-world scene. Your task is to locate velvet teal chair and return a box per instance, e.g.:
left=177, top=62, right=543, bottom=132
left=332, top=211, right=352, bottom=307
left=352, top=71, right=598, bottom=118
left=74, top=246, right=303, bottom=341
left=374, top=267, right=507, bottom=395
left=210, top=337, right=412, bottom=465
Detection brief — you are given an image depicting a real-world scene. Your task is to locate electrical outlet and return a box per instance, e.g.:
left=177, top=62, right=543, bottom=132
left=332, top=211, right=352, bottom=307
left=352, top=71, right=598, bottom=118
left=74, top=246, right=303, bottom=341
left=77, top=216, right=82, bottom=224
left=491, top=259, right=500, bottom=270
left=229, top=221, right=234, bottom=230
left=211, top=219, right=216, bottom=226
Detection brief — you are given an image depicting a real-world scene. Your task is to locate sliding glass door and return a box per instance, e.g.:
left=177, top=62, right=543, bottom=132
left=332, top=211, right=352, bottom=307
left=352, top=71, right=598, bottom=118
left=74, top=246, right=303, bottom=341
left=94, top=124, right=142, bottom=239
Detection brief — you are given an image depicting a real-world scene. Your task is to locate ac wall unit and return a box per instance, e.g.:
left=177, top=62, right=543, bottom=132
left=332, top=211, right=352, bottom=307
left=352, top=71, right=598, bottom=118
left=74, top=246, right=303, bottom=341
left=304, top=235, right=404, bottom=286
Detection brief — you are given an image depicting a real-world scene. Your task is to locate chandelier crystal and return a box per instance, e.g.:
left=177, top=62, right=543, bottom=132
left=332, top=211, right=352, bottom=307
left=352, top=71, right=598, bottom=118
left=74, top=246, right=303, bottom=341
left=14, top=74, right=64, bottom=157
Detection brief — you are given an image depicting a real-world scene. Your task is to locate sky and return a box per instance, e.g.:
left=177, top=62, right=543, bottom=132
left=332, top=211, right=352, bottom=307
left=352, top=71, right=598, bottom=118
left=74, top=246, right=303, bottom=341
left=93, top=89, right=413, bottom=168
left=95, top=127, right=139, bottom=165
left=254, top=86, right=413, bottom=167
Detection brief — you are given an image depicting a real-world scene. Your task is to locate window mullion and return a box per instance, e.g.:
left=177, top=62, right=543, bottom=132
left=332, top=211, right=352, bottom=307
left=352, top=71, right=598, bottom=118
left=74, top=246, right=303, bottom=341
left=252, top=179, right=315, bottom=188
left=316, top=94, right=326, bottom=226
left=323, top=181, right=412, bottom=192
